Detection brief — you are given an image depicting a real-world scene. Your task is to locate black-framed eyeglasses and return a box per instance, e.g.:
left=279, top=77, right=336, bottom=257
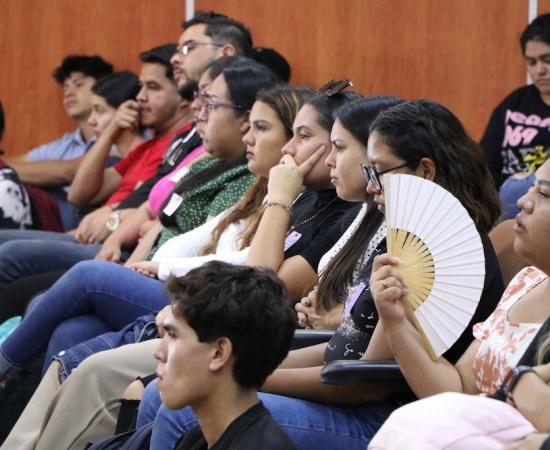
left=177, top=40, right=223, bottom=56
left=361, top=162, right=410, bottom=192
left=318, top=79, right=353, bottom=96
left=200, top=100, right=246, bottom=121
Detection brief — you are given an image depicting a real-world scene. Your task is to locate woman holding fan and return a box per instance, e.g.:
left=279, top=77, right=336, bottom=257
left=143, top=98, right=503, bottom=450
left=369, top=154, right=550, bottom=449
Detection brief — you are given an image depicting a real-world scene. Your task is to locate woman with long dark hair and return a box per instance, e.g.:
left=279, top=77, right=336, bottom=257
left=143, top=98, right=503, bottom=450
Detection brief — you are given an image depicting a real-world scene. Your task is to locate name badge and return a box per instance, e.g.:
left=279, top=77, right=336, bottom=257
left=168, top=166, right=190, bottom=183
left=163, top=193, right=183, bottom=216
left=284, top=231, right=302, bottom=251
left=344, top=281, right=367, bottom=317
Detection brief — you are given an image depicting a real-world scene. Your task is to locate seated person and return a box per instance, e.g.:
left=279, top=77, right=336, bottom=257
left=0, top=43, right=195, bottom=297
left=481, top=13, right=550, bottom=188
left=370, top=320, right=550, bottom=450
left=124, top=99, right=501, bottom=450
left=0, top=61, right=279, bottom=387
left=2, top=55, right=113, bottom=188
left=0, top=56, right=245, bottom=324
left=0, top=85, right=360, bottom=449
left=0, top=102, right=32, bottom=230
left=94, top=261, right=297, bottom=449
left=58, top=70, right=144, bottom=229
left=369, top=158, right=550, bottom=449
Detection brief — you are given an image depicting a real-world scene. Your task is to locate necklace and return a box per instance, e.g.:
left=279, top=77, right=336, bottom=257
left=287, top=197, right=338, bottom=235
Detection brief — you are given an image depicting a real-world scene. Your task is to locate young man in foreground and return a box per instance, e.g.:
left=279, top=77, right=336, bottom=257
left=156, top=261, right=296, bottom=449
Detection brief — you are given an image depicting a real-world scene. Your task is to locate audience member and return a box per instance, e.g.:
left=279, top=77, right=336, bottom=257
left=171, top=11, right=253, bottom=89
left=0, top=43, right=194, bottom=306
left=1, top=84, right=317, bottom=449
left=481, top=14, right=550, bottom=188
left=94, top=262, right=297, bottom=449
left=0, top=102, right=33, bottom=230
left=2, top=55, right=113, bottom=187
left=0, top=60, right=279, bottom=395
left=369, top=158, right=550, bottom=450
left=135, top=98, right=501, bottom=450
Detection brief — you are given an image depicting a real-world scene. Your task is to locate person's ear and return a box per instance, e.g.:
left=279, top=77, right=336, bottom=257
left=415, top=157, right=436, bottom=181
left=208, top=337, right=233, bottom=372
left=239, top=111, right=251, bottom=134
left=219, top=44, right=237, bottom=57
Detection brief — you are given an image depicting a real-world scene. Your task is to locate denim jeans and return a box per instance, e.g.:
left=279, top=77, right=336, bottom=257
left=44, top=315, right=112, bottom=374
left=137, top=382, right=397, bottom=450
left=0, top=229, right=101, bottom=294
left=0, top=260, right=168, bottom=374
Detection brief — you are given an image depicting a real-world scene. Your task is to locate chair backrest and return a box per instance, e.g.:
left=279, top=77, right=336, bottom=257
left=489, top=219, right=529, bottom=286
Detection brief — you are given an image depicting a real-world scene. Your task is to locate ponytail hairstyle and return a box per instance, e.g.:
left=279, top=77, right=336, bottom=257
left=315, top=95, right=403, bottom=312
left=202, top=85, right=316, bottom=254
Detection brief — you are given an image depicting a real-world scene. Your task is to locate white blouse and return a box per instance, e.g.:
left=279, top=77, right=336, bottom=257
left=152, top=209, right=249, bottom=280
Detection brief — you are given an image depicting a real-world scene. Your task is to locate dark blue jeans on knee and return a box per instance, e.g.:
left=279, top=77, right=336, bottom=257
left=0, top=229, right=100, bottom=294
left=0, top=260, right=168, bottom=375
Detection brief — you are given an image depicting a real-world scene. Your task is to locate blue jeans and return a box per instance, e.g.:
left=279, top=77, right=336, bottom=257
left=24, top=295, right=113, bottom=373
left=44, top=315, right=112, bottom=374
left=0, top=229, right=100, bottom=294
left=137, top=382, right=397, bottom=450
left=0, top=260, right=168, bottom=374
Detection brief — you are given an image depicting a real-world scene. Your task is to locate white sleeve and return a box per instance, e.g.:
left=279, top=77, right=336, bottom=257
left=152, top=212, right=225, bottom=261
left=151, top=208, right=250, bottom=280
left=156, top=247, right=250, bottom=280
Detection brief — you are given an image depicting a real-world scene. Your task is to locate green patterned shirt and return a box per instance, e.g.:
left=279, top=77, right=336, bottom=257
left=149, top=155, right=255, bottom=257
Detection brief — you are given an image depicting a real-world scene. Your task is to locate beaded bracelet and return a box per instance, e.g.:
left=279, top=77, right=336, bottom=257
left=264, top=201, right=292, bottom=216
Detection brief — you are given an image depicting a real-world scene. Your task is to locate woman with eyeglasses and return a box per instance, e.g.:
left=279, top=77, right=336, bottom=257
left=1, top=83, right=325, bottom=449
left=141, top=98, right=503, bottom=450
left=365, top=126, right=550, bottom=448
left=0, top=59, right=277, bottom=388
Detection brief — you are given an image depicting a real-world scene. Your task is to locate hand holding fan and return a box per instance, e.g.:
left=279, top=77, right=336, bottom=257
left=383, top=174, right=485, bottom=360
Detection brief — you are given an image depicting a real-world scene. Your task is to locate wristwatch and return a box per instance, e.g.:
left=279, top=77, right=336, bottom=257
left=502, top=365, right=536, bottom=402
left=105, top=211, right=121, bottom=232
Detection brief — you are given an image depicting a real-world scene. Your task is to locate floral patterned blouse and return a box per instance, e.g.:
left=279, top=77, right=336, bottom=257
left=472, top=266, right=547, bottom=394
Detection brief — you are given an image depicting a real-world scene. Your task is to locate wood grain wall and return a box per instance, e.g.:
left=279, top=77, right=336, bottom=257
left=2, top=1, right=549, bottom=155
left=197, top=0, right=546, bottom=140
left=0, top=0, right=184, bottom=155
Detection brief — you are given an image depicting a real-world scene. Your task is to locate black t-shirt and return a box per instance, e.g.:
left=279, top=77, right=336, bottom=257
left=117, top=128, right=202, bottom=210
left=283, top=189, right=360, bottom=272
left=174, top=402, right=296, bottom=450
left=480, top=84, right=550, bottom=188
left=325, top=233, right=504, bottom=366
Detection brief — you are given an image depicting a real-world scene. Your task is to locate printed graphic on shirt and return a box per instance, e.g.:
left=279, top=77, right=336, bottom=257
left=0, top=168, right=32, bottom=229
left=501, top=109, right=549, bottom=176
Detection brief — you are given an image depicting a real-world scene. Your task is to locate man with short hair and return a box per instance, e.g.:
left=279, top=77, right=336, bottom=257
left=171, top=11, right=253, bottom=88
left=156, top=261, right=296, bottom=449
left=481, top=14, right=550, bottom=189
left=3, top=55, right=113, bottom=187
left=0, top=44, right=194, bottom=291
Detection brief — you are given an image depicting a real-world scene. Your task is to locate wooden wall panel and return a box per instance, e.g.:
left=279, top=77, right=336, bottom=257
left=539, top=0, right=550, bottom=15
left=196, top=0, right=528, bottom=140
left=0, top=0, right=184, bottom=155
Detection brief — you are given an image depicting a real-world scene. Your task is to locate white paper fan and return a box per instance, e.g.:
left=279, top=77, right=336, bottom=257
left=384, top=174, right=485, bottom=360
